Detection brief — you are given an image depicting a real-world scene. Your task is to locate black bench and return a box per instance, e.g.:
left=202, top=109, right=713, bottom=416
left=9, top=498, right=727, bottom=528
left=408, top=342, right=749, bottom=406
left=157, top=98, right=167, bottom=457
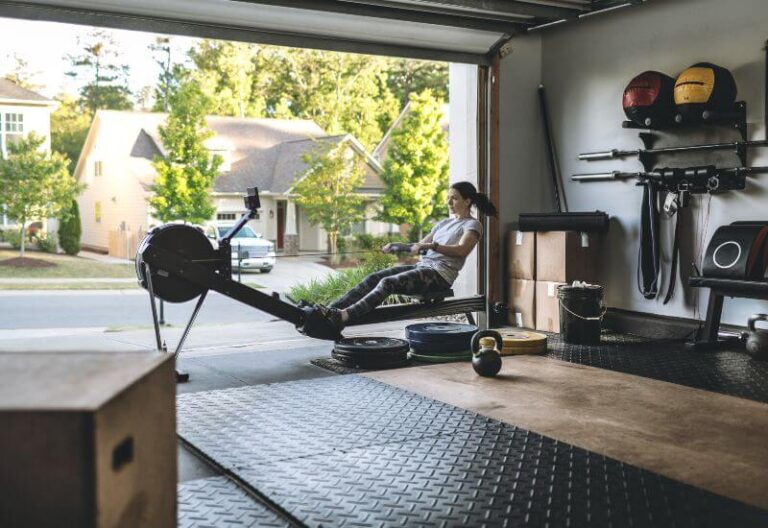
left=688, top=277, right=768, bottom=350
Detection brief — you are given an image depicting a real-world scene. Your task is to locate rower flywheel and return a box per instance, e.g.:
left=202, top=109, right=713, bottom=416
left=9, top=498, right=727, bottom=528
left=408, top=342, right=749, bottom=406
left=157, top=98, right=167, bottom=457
left=135, top=224, right=217, bottom=303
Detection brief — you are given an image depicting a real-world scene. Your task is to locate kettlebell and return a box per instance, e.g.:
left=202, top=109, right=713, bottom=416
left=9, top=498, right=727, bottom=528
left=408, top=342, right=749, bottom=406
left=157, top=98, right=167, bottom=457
left=746, top=314, right=768, bottom=360
left=471, top=331, right=503, bottom=377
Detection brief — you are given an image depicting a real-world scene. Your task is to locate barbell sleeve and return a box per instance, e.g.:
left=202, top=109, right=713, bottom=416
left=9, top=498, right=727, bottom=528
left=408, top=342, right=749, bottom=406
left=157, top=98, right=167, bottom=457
left=571, top=171, right=631, bottom=181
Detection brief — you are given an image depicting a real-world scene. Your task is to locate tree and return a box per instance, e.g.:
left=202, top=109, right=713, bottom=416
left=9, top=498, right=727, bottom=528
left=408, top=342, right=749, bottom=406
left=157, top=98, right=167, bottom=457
left=58, top=199, right=82, bottom=256
left=0, top=134, right=82, bottom=257
left=189, top=40, right=264, bottom=117
left=66, top=30, right=132, bottom=114
left=386, top=59, right=448, bottom=108
left=149, top=36, right=188, bottom=112
left=3, top=54, right=42, bottom=91
left=377, top=90, right=449, bottom=240
left=51, top=94, right=92, bottom=174
left=292, top=140, right=366, bottom=256
left=148, top=81, right=222, bottom=224
left=273, top=49, right=400, bottom=150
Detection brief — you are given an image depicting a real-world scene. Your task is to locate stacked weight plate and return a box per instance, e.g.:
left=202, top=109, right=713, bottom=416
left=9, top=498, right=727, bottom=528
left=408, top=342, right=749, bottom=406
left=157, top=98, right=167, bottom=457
left=406, top=323, right=478, bottom=363
left=498, top=330, right=548, bottom=356
left=332, top=337, right=410, bottom=369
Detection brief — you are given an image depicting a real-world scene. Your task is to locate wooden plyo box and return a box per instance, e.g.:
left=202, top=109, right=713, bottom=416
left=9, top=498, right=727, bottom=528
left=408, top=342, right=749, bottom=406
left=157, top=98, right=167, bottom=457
left=0, top=352, right=176, bottom=528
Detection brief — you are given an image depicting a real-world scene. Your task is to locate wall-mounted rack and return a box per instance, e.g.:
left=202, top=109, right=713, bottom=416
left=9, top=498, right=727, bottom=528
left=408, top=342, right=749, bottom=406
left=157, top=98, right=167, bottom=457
left=621, top=101, right=748, bottom=142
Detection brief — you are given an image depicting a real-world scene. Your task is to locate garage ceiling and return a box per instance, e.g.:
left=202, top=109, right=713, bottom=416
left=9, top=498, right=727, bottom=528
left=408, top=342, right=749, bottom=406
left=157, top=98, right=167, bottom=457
left=0, top=0, right=645, bottom=63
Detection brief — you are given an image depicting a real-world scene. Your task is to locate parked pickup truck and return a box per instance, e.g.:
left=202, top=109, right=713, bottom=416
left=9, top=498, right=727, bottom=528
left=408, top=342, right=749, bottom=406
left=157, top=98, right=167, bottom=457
left=205, top=224, right=277, bottom=273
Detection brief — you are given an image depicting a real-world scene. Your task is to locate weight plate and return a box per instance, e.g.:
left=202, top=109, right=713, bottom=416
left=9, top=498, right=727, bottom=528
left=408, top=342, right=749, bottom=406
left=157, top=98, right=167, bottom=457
left=499, top=330, right=548, bottom=349
left=405, top=323, right=478, bottom=343
left=409, top=339, right=470, bottom=355
left=409, top=352, right=472, bottom=363
left=331, top=349, right=409, bottom=362
left=331, top=351, right=410, bottom=369
left=334, top=337, right=410, bottom=357
left=135, top=224, right=216, bottom=303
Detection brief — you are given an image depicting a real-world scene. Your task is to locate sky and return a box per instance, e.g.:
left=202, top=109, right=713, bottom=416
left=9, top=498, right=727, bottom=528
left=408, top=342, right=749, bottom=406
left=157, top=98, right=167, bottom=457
left=0, top=17, right=200, bottom=99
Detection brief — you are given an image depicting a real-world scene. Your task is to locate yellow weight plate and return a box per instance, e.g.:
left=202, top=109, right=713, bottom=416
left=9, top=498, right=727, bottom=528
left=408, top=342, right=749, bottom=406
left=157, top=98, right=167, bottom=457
left=499, top=330, right=547, bottom=356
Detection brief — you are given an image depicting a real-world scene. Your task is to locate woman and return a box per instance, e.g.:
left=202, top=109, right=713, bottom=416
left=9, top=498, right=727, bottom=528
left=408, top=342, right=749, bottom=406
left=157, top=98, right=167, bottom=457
left=320, top=181, right=497, bottom=332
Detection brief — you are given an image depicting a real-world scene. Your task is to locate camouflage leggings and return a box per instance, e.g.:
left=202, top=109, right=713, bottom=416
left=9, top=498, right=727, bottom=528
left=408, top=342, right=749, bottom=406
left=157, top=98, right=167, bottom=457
left=331, top=265, right=450, bottom=322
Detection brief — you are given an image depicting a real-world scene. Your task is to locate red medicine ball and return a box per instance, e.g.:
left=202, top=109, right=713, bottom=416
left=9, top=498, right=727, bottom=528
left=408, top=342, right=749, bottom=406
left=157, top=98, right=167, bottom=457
left=623, top=71, right=676, bottom=127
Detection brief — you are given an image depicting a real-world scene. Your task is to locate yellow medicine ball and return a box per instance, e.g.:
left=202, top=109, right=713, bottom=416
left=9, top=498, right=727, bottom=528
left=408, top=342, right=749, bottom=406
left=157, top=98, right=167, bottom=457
left=674, top=62, right=737, bottom=117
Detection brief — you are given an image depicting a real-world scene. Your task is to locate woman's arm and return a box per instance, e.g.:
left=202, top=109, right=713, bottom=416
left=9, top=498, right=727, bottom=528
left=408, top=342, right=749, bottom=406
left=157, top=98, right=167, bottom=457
left=426, top=231, right=479, bottom=258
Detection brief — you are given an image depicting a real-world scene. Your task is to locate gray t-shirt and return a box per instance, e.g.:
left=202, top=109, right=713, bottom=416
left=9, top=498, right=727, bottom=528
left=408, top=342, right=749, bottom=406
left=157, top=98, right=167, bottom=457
left=417, top=217, right=483, bottom=285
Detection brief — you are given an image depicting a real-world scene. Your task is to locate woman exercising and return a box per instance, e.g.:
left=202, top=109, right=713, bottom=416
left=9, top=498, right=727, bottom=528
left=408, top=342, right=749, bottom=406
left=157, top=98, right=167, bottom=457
left=319, top=181, right=497, bottom=332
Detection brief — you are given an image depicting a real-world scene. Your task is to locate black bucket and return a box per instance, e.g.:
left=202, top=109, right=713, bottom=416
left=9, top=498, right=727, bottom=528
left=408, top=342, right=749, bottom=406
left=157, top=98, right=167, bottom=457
left=557, top=284, right=604, bottom=345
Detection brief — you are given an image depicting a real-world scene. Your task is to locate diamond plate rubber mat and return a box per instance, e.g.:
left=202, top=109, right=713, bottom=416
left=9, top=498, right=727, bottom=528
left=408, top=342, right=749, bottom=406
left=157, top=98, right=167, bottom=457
left=178, top=476, right=293, bottom=527
left=177, top=376, right=768, bottom=528
left=545, top=331, right=768, bottom=404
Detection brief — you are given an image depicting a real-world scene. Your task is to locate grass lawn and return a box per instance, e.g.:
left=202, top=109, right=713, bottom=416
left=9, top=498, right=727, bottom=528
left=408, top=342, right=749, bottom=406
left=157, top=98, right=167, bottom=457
left=0, top=249, right=136, bottom=279
left=0, top=282, right=140, bottom=290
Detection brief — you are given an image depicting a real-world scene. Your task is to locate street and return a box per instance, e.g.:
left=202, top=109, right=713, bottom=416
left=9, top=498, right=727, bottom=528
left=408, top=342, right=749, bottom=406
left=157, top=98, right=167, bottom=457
left=0, top=289, right=275, bottom=330
left=0, top=255, right=334, bottom=331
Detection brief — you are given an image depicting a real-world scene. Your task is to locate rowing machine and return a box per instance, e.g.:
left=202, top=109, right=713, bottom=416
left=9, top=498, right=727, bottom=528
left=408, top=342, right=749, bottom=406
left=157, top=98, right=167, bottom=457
left=135, top=187, right=485, bottom=381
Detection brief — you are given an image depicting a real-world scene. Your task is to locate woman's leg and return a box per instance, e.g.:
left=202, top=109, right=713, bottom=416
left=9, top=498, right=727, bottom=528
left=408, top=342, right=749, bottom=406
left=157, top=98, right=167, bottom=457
left=330, top=265, right=415, bottom=310
left=344, top=267, right=448, bottom=322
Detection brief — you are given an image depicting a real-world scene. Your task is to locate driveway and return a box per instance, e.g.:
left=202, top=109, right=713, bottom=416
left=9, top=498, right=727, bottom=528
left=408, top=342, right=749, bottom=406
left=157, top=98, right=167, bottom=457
left=237, top=255, right=334, bottom=294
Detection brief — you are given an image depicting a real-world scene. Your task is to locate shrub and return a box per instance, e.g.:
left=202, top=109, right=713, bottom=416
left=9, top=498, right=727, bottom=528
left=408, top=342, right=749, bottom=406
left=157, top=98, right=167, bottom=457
left=5, top=229, right=22, bottom=249
left=0, top=228, right=5, bottom=242
left=288, top=250, right=414, bottom=306
left=353, top=233, right=406, bottom=251
left=59, top=199, right=82, bottom=256
left=36, top=233, right=59, bottom=253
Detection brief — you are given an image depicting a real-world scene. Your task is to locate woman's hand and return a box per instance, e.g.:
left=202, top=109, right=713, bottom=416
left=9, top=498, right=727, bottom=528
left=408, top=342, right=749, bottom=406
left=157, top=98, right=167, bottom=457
left=410, top=242, right=434, bottom=255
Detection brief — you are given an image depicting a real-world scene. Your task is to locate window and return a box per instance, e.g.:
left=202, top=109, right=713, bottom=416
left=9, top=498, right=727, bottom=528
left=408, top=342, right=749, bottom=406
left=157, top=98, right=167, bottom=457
left=0, top=112, right=24, bottom=158
left=217, top=211, right=259, bottom=221
left=95, top=202, right=102, bottom=223
left=94, top=161, right=103, bottom=177
left=4, top=113, right=23, bottom=133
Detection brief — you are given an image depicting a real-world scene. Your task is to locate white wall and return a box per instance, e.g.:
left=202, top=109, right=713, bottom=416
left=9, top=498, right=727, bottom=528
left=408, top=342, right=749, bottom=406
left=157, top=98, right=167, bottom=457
left=449, top=63, right=480, bottom=298
left=500, top=0, right=768, bottom=325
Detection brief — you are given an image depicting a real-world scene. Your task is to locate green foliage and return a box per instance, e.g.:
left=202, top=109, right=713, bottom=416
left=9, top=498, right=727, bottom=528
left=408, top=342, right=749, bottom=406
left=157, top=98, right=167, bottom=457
left=288, top=251, right=399, bottom=306
left=377, top=90, right=449, bottom=239
left=59, top=199, right=82, bottom=256
left=353, top=233, right=406, bottom=250
left=292, top=140, right=366, bottom=255
left=66, top=30, right=132, bottom=113
left=186, top=42, right=403, bottom=150
left=386, top=59, right=448, bottom=108
left=148, top=81, right=222, bottom=224
left=0, top=133, right=82, bottom=257
left=36, top=232, right=59, bottom=254
left=149, top=36, right=188, bottom=113
left=5, top=230, right=21, bottom=250
left=3, top=54, right=43, bottom=91
left=51, top=94, right=92, bottom=174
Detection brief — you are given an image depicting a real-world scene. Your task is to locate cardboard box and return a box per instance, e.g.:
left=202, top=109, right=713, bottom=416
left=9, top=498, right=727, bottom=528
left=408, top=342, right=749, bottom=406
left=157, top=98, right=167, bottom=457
left=536, top=280, right=567, bottom=333
left=506, top=230, right=536, bottom=280
left=0, top=353, right=176, bottom=528
left=507, top=278, right=535, bottom=328
left=536, top=231, right=600, bottom=283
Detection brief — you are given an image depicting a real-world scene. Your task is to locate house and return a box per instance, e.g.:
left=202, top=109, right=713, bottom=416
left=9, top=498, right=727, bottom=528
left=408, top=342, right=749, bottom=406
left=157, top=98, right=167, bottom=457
left=0, top=78, right=58, bottom=228
left=74, top=110, right=396, bottom=255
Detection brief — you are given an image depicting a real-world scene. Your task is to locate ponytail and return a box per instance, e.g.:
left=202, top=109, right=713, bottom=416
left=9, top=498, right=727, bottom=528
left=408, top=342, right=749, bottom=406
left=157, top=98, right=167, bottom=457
left=450, top=181, right=498, bottom=217
left=473, top=192, right=498, bottom=217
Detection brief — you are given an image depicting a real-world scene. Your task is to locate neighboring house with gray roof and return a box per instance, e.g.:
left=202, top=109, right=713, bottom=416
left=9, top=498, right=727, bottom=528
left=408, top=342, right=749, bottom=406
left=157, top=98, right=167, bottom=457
left=0, top=78, right=58, bottom=228
left=74, top=110, right=394, bottom=255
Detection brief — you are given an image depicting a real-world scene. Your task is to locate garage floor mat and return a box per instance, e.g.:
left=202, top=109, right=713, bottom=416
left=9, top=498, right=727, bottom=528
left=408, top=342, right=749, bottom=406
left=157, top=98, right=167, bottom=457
left=545, top=332, right=768, bottom=404
left=177, top=375, right=768, bottom=528
left=178, top=476, right=293, bottom=527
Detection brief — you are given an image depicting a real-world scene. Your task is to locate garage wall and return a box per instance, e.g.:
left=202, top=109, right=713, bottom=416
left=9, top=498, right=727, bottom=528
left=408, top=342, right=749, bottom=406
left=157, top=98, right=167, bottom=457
left=500, top=0, right=768, bottom=325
